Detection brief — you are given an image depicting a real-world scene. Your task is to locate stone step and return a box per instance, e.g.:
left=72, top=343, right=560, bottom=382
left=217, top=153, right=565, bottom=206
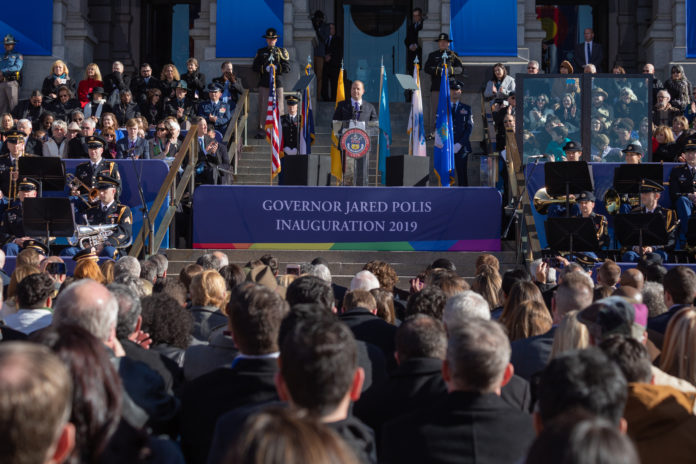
left=163, top=249, right=519, bottom=290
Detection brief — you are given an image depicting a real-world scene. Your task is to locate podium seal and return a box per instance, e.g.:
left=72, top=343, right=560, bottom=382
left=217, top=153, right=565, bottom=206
left=340, top=128, right=371, bottom=159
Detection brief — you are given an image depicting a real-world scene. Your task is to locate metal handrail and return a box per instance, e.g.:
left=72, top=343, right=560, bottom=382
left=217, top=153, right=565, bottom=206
left=222, top=89, right=249, bottom=176
left=128, top=128, right=198, bottom=257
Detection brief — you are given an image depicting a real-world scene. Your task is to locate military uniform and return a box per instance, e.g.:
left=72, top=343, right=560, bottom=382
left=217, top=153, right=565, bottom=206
left=0, top=130, right=33, bottom=197
left=668, top=143, right=696, bottom=247
left=424, top=33, right=464, bottom=131
left=0, top=177, right=40, bottom=256
left=74, top=159, right=120, bottom=195
left=253, top=28, right=290, bottom=133
left=281, top=97, right=300, bottom=155
left=0, top=35, right=22, bottom=114
left=451, top=100, right=473, bottom=155
left=199, top=84, right=231, bottom=133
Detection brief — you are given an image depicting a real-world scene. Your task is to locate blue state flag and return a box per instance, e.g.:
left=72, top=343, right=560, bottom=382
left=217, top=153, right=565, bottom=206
left=378, top=67, right=391, bottom=185
left=433, top=64, right=454, bottom=186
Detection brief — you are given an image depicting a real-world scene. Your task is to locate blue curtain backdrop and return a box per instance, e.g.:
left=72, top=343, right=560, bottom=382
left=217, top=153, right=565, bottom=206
left=688, top=0, right=696, bottom=58
left=217, top=0, right=284, bottom=58
left=450, top=0, right=517, bottom=56
left=0, top=2, right=52, bottom=55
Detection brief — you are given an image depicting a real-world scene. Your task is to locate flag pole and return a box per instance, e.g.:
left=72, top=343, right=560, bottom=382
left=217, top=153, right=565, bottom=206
left=409, top=56, right=419, bottom=156
left=268, top=54, right=276, bottom=186
left=377, top=56, right=384, bottom=187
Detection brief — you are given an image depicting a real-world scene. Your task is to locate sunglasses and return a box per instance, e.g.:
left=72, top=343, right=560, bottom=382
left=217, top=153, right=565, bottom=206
left=157, top=128, right=166, bottom=132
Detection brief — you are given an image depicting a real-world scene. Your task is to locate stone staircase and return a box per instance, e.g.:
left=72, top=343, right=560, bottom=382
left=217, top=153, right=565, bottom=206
left=235, top=101, right=418, bottom=185
left=163, top=248, right=520, bottom=290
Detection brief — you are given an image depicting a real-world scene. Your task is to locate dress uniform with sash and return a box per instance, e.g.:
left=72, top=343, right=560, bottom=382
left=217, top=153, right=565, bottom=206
left=0, top=177, right=40, bottom=256
left=0, top=34, right=22, bottom=114
left=621, top=179, right=677, bottom=263
left=253, top=27, right=290, bottom=136
left=62, top=174, right=132, bottom=259
left=281, top=95, right=300, bottom=156
left=669, top=139, right=696, bottom=248
left=74, top=135, right=121, bottom=199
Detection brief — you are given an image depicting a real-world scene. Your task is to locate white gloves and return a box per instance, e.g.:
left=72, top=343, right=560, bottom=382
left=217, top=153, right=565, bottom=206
left=283, top=147, right=298, bottom=155
left=453, top=143, right=462, bottom=153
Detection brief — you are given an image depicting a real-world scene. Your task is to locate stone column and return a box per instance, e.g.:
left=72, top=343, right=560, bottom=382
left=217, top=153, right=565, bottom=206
left=615, top=0, right=638, bottom=69
left=64, top=0, right=97, bottom=72
left=522, top=0, right=545, bottom=66
left=643, top=0, right=675, bottom=79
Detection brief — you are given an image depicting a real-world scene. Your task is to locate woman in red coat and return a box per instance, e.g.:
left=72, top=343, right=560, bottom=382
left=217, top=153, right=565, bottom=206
left=77, top=63, right=103, bottom=108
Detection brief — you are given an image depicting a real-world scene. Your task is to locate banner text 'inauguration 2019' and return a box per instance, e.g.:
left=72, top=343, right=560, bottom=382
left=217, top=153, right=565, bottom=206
left=193, top=186, right=501, bottom=251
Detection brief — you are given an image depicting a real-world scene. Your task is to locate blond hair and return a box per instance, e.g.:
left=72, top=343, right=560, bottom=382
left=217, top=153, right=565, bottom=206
left=190, top=269, right=229, bottom=311
left=50, top=59, right=70, bottom=76
left=550, top=310, right=589, bottom=359
left=660, top=306, right=696, bottom=385
left=84, top=62, right=103, bottom=81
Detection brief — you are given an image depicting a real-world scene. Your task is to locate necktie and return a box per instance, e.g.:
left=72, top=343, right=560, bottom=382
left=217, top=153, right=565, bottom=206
left=199, top=137, right=206, bottom=153
left=129, top=140, right=135, bottom=150
left=452, top=103, right=457, bottom=113
left=586, top=42, right=590, bottom=64
left=102, top=205, right=108, bottom=213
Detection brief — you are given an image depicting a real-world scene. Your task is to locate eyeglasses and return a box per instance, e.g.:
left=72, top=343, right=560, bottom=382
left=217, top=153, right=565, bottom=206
left=157, top=128, right=166, bottom=132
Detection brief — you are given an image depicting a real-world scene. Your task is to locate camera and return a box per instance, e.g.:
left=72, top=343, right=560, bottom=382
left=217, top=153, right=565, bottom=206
left=542, top=257, right=562, bottom=268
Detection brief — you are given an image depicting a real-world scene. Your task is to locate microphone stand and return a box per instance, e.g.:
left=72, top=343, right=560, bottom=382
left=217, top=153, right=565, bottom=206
left=129, top=155, right=155, bottom=257
left=503, top=158, right=541, bottom=257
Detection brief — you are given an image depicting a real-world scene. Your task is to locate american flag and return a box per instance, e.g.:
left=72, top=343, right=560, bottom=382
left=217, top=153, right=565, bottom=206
left=265, top=65, right=282, bottom=177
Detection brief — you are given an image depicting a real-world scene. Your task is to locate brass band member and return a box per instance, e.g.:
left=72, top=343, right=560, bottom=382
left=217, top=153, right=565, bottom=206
left=0, top=177, right=41, bottom=256
left=668, top=139, right=696, bottom=248
left=72, top=135, right=121, bottom=203
left=621, top=179, right=676, bottom=263
left=0, top=129, right=25, bottom=199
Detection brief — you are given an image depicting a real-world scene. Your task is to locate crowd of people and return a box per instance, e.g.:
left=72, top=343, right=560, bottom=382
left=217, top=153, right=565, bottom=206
left=0, top=247, right=695, bottom=463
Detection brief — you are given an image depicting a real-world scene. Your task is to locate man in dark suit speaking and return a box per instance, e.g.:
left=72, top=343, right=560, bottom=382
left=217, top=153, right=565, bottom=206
left=332, top=80, right=377, bottom=122
left=573, top=28, right=603, bottom=72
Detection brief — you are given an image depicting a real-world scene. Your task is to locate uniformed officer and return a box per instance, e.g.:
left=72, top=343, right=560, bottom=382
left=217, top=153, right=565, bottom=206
left=424, top=33, right=464, bottom=135
left=253, top=27, right=291, bottom=138
left=577, top=190, right=609, bottom=250
left=0, top=34, right=22, bottom=114
left=165, top=81, right=196, bottom=129
left=0, top=129, right=27, bottom=199
left=72, top=135, right=121, bottom=202
left=450, top=80, right=472, bottom=156
left=62, top=173, right=132, bottom=259
left=198, top=83, right=231, bottom=134
left=281, top=95, right=300, bottom=156
left=563, top=140, right=583, bottom=161
left=669, top=139, right=696, bottom=248
left=621, top=179, right=677, bottom=263
left=0, top=177, right=39, bottom=256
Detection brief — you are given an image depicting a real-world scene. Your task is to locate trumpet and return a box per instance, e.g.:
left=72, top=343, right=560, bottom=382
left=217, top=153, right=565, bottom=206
left=66, top=173, right=99, bottom=204
left=603, top=188, right=639, bottom=215
left=533, top=187, right=577, bottom=215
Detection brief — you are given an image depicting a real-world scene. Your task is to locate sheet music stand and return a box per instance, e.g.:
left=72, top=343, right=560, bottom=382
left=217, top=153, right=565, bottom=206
left=22, top=198, right=76, bottom=254
left=18, top=157, right=66, bottom=193
left=545, top=217, right=600, bottom=255
left=544, top=161, right=594, bottom=217
left=613, top=164, right=663, bottom=196
left=614, top=214, right=668, bottom=256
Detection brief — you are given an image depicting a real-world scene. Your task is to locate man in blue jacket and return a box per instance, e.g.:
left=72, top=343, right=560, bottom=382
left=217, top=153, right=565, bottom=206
left=450, top=79, right=473, bottom=185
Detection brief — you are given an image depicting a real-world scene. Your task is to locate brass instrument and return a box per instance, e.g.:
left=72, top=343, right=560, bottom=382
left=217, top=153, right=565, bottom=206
left=602, top=188, right=640, bottom=215
left=68, top=224, right=118, bottom=249
left=533, top=187, right=577, bottom=215
left=66, top=173, right=99, bottom=205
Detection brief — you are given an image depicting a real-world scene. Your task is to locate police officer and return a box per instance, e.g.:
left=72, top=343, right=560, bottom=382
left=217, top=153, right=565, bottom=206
left=198, top=83, right=231, bottom=134
left=62, top=174, right=132, bottom=259
left=621, top=179, right=677, bottom=263
left=253, top=27, right=290, bottom=138
left=281, top=95, right=300, bottom=156
left=0, top=177, right=39, bottom=256
left=424, top=33, right=464, bottom=136
left=669, top=139, right=696, bottom=248
left=0, top=34, right=22, bottom=114
left=73, top=135, right=120, bottom=202
left=450, top=80, right=472, bottom=156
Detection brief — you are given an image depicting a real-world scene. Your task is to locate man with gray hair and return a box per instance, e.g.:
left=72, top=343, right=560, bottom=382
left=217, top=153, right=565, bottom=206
left=443, top=290, right=491, bottom=332
left=350, top=270, right=380, bottom=291
left=309, top=263, right=332, bottom=283
left=381, top=319, right=535, bottom=463
left=148, top=253, right=168, bottom=280
left=212, top=251, right=228, bottom=270
left=53, top=279, right=179, bottom=434
left=511, top=271, right=594, bottom=380
left=15, top=118, right=41, bottom=155
left=0, top=342, right=75, bottom=464
left=114, top=255, right=141, bottom=280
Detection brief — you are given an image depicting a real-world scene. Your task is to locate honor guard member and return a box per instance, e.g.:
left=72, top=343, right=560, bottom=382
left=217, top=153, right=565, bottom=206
left=73, top=135, right=121, bottom=200
left=0, top=129, right=27, bottom=199
left=253, top=27, right=291, bottom=138
left=62, top=174, right=132, bottom=260
left=0, top=34, right=22, bottom=114
left=669, top=139, right=696, bottom=248
left=198, top=83, right=231, bottom=134
left=621, top=179, right=677, bottom=263
left=165, top=81, right=196, bottom=129
left=0, top=177, right=39, bottom=256
left=281, top=95, right=300, bottom=156
left=424, top=33, right=464, bottom=135
left=450, top=79, right=473, bottom=185
left=563, top=140, right=583, bottom=161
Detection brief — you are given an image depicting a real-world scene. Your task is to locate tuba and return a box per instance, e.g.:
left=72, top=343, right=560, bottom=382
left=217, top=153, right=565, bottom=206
left=533, top=187, right=577, bottom=215
left=68, top=224, right=118, bottom=249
